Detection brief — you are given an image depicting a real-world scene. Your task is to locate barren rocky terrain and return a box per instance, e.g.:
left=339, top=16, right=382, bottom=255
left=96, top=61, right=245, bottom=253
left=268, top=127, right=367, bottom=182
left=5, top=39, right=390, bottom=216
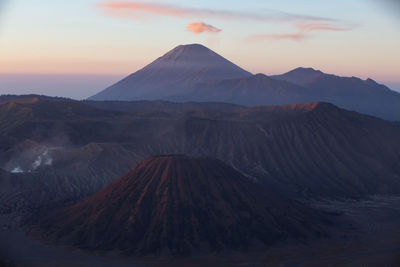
left=1, top=196, right=399, bottom=266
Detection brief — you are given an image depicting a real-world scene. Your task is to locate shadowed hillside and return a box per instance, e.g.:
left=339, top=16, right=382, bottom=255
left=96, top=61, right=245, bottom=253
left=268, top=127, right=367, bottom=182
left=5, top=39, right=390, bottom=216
left=30, top=156, right=331, bottom=255
left=1, top=97, right=400, bottom=217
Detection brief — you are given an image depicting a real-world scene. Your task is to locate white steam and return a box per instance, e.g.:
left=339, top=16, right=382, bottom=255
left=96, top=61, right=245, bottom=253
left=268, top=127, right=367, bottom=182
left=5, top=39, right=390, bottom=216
left=10, top=150, right=53, bottom=173
left=32, top=150, right=52, bottom=170
left=11, top=167, right=24, bottom=173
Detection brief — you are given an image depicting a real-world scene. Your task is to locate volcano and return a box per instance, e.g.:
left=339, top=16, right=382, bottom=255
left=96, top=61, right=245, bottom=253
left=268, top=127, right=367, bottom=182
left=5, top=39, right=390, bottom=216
left=89, top=44, right=251, bottom=101
left=33, top=155, right=329, bottom=255
left=88, top=44, right=400, bottom=120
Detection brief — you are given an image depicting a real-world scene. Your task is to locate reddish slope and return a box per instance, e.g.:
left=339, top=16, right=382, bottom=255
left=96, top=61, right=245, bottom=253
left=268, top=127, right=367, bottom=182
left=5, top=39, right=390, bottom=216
left=34, top=156, right=329, bottom=255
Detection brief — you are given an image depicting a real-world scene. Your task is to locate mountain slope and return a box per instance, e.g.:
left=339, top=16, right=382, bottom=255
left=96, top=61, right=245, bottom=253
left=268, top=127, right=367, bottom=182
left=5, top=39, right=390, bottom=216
left=272, top=68, right=400, bottom=120
left=180, top=102, right=400, bottom=198
left=1, top=97, right=400, bottom=217
left=32, top=155, right=330, bottom=255
left=169, top=73, right=310, bottom=106
left=84, top=99, right=244, bottom=113
left=89, top=44, right=251, bottom=101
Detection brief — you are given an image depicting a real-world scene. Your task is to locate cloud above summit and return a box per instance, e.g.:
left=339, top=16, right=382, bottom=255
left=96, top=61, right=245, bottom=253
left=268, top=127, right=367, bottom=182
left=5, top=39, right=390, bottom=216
left=187, top=22, right=221, bottom=34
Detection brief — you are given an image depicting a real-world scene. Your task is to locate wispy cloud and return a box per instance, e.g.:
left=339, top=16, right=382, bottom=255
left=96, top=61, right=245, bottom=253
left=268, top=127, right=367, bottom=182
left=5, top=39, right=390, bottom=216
left=250, top=33, right=307, bottom=42
left=96, top=1, right=334, bottom=23
left=96, top=1, right=352, bottom=40
left=187, top=22, right=221, bottom=34
left=297, top=23, right=352, bottom=32
left=249, top=23, right=353, bottom=42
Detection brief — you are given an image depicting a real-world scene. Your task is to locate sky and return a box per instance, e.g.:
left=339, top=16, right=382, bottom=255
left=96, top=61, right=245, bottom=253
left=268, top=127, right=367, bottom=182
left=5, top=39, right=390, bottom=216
left=0, top=0, right=399, bottom=99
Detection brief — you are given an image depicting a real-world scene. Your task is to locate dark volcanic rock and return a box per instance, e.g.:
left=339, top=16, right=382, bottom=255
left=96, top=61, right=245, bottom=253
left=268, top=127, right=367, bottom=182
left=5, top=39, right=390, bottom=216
left=32, top=156, right=328, bottom=256
left=1, top=98, right=400, bottom=207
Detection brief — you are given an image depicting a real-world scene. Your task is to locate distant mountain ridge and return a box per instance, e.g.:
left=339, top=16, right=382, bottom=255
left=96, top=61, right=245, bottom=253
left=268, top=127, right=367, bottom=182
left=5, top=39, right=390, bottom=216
left=89, top=44, right=400, bottom=121
left=272, top=67, right=400, bottom=120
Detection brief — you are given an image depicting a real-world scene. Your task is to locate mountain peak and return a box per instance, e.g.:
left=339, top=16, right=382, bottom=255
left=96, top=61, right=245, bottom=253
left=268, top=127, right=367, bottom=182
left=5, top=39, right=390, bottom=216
left=283, top=67, right=325, bottom=78
left=171, top=43, right=209, bottom=51
left=271, top=67, right=325, bottom=86
left=254, top=73, right=269, bottom=78
left=291, top=67, right=323, bottom=74
left=252, top=73, right=271, bottom=80
left=165, top=44, right=211, bottom=54
left=157, top=43, right=218, bottom=63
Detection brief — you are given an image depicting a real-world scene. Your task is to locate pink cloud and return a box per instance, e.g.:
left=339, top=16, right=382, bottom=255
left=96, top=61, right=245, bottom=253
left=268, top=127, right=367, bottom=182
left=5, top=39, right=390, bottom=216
left=296, top=23, right=352, bottom=32
left=187, top=22, right=221, bottom=34
left=97, top=2, right=187, bottom=18
left=96, top=1, right=333, bottom=23
left=250, top=23, right=353, bottom=42
left=250, top=33, right=306, bottom=41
